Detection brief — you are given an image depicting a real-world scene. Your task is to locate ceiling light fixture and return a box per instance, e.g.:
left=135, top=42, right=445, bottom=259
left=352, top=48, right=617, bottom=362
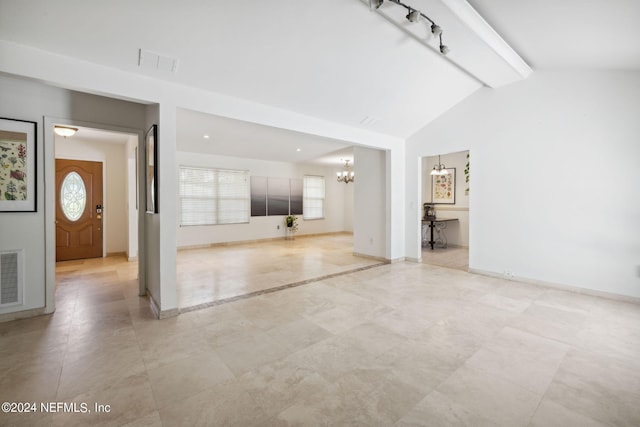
left=203, top=134, right=210, bottom=139
left=369, top=0, right=450, bottom=55
left=430, top=155, right=449, bottom=176
left=337, top=160, right=355, bottom=184
left=54, top=126, right=78, bottom=138
left=406, top=8, right=420, bottom=22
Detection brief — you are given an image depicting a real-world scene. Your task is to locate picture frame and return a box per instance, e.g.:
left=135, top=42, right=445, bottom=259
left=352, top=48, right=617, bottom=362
left=145, top=124, right=158, bottom=214
left=0, top=117, right=37, bottom=212
left=431, top=168, right=456, bottom=204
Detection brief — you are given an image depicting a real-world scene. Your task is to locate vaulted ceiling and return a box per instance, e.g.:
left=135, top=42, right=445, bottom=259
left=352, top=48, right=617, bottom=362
left=1, top=0, right=638, bottom=162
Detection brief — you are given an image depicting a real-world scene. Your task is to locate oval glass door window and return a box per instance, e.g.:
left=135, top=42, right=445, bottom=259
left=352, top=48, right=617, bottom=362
left=61, top=171, right=86, bottom=221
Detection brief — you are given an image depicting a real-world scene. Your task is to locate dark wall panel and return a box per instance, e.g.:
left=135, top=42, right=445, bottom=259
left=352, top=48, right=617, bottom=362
left=267, top=177, right=290, bottom=216
left=290, top=179, right=303, bottom=215
left=250, top=176, right=267, bottom=216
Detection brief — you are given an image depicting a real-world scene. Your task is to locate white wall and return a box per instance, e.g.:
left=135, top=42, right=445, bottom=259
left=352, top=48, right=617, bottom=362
left=343, top=180, right=354, bottom=233
left=406, top=70, right=640, bottom=298
left=353, top=146, right=387, bottom=259
left=0, top=74, right=146, bottom=317
left=176, top=151, right=350, bottom=247
left=55, top=137, right=128, bottom=255
left=422, top=150, right=469, bottom=247
left=0, top=40, right=404, bottom=317
left=126, top=135, right=138, bottom=260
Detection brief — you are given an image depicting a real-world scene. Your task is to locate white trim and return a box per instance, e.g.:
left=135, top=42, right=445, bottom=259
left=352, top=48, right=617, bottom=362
left=469, top=268, right=640, bottom=304
left=440, top=0, right=533, bottom=79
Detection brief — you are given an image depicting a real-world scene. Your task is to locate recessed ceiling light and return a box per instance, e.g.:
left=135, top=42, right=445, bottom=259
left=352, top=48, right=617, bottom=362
left=203, top=134, right=210, bottom=139
left=296, top=148, right=301, bottom=152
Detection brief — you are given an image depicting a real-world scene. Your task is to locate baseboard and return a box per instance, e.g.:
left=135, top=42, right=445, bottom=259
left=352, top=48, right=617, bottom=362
left=106, top=251, right=127, bottom=258
left=406, top=257, right=422, bottom=263
left=0, top=306, right=46, bottom=323
left=352, top=252, right=392, bottom=264
left=148, top=294, right=160, bottom=319
left=147, top=292, right=179, bottom=319
left=469, top=268, right=640, bottom=304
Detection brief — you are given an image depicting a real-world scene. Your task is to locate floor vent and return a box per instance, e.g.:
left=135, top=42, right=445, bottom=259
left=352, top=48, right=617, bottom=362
left=0, top=250, right=23, bottom=307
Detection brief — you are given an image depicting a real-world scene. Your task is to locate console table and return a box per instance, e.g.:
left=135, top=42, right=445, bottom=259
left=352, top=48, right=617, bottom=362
left=421, top=218, right=459, bottom=250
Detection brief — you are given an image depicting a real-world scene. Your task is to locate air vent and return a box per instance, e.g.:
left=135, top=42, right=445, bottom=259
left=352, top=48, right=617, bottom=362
left=360, top=116, right=380, bottom=127
left=0, top=250, right=23, bottom=307
left=138, top=49, right=179, bottom=73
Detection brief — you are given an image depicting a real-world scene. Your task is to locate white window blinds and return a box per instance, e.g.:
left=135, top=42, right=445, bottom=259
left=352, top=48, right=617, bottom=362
left=303, top=175, right=325, bottom=220
left=179, top=166, right=250, bottom=226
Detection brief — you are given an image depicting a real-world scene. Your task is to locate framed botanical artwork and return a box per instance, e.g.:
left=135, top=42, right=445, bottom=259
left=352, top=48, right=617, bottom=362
left=0, top=117, right=37, bottom=212
left=431, top=168, right=456, bottom=204
left=145, top=124, right=158, bottom=214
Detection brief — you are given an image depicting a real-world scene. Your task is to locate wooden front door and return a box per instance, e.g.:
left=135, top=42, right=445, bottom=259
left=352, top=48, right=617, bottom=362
left=56, top=159, right=103, bottom=261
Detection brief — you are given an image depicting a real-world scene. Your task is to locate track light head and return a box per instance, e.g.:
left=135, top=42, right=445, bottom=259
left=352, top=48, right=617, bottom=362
left=406, top=9, right=421, bottom=23
left=368, top=0, right=451, bottom=55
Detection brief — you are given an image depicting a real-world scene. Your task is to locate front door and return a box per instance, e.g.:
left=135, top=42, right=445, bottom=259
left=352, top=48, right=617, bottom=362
left=55, top=159, right=103, bottom=261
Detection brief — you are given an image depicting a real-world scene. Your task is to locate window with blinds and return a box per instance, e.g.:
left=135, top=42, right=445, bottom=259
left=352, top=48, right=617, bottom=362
left=303, top=175, right=325, bottom=220
left=179, top=166, right=250, bottom=226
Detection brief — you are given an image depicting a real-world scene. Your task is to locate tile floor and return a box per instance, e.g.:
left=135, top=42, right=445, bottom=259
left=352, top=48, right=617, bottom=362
left=177, top=233, right=382, bottom=309
left=1, top=238, right=639, bottom=426
left=421, top=246, right=469, bottom=271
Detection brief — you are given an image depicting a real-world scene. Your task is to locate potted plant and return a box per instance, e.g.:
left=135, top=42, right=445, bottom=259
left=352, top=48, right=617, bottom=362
left=285, top=215, right=298, bottom=239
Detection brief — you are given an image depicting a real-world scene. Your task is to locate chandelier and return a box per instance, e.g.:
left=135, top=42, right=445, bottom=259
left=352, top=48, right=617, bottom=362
left=337, top=160, right=355, bottom=184
left=430, top=155, right=449, bottom=175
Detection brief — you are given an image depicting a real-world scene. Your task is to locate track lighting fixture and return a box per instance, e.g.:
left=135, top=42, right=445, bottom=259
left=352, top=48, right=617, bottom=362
left=439, top=35, right=450, bottom=55
left=369, top=0, right=450, bottom=55
left=406, top=9, right=420, bottom=23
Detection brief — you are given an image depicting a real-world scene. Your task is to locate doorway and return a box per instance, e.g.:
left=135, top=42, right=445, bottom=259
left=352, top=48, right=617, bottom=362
left=55, top=159, right=104, bottom=261
left=420, top=150, right=470, bottom=271
left=53, top=125, right=139, bottom=264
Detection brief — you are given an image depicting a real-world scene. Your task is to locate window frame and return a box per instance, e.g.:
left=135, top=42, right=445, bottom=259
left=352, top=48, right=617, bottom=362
left=179, top=165, right=250, bottom=227
left=303, top=175, right=325, bottom=220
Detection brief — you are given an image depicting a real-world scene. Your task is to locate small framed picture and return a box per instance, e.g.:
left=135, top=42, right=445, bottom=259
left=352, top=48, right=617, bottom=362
left=146, top=124, right=158, bottom=214
left=431, top=168, right=456, bottom=204
left=0, top=117, right=37, bottom=212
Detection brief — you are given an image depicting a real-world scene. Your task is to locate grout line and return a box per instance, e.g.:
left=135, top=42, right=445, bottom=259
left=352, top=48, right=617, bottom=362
left=178, top=262, right=387, bottom=314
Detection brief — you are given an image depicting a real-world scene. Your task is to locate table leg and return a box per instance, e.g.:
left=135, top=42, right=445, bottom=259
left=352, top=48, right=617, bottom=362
left=429, top=220, right=435, bottom=250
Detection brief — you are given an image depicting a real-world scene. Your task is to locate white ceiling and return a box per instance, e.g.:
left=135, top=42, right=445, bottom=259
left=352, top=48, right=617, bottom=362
left=54, top=127, right=131, bottom=145
left=176, top=109, right=353, bottom=163
left=2, top=1, right=638, bottom=162
left=467, top=0, right=640, bottom=70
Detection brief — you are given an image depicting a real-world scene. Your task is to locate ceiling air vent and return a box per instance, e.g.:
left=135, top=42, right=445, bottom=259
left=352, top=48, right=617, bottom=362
left=138, top=49, right=179, bottom=73
left=360, top=116, right=380, bottom=127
